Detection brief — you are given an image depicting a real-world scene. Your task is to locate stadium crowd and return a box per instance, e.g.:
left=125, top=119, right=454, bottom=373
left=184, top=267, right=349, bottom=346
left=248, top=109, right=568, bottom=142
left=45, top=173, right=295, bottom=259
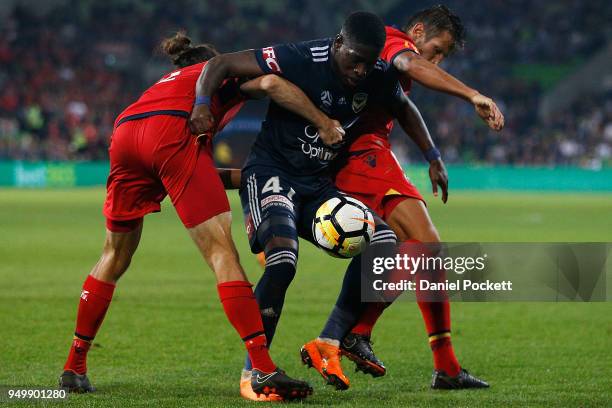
left=0, top=0, right=610, bottom=167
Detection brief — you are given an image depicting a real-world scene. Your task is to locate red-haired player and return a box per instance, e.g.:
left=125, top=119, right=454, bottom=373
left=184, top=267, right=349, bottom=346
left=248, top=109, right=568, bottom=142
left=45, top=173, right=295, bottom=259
left=306, top=5, right=504, bottom=390
left=58, top=31, right=343, bottom=399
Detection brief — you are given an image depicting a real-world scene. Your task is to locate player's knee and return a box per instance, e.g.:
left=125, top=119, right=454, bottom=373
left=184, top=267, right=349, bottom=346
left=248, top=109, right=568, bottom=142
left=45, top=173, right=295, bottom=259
left=190, top=212, right=234, bottom=253
left=413, top=225, right=441, bottom=245
left=257, top=215, right=299, bottom=251
left=264, top=236, right=299, bottom=253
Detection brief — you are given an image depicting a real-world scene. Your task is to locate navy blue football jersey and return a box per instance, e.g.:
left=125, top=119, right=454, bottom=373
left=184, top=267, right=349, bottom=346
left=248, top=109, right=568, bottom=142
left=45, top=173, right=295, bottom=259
left=245, top=38, right=403, bottom=177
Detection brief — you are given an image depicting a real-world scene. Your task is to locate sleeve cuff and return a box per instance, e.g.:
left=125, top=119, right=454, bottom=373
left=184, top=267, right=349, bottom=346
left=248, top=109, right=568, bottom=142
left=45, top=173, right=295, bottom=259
left=254, top=49, right=271, bottom=73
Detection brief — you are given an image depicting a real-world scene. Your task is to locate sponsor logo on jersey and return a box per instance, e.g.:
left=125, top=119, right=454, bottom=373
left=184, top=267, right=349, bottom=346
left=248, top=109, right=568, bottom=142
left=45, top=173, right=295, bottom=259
left=320, top=90, right=333, bottom=111
left=298, top=140, right=339, bottom=161
left=262, top=47, right=281, bottom=73
left=303, top=124, right=320, bottom=142
left=352, top=92, right=368, bottom=113
left=298, top=124, right=342, bottom=162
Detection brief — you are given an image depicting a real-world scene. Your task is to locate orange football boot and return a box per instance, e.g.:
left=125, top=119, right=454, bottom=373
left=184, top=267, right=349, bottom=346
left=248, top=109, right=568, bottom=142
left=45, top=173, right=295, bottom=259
left=240, top=369, right=283, bottom=402
left=300, top=339, right=350, bottom=390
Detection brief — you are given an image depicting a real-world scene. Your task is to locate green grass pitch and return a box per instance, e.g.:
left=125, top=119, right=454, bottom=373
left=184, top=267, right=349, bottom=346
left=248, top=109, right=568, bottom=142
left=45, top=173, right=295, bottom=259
left=1, top=188, right=610, bottom=407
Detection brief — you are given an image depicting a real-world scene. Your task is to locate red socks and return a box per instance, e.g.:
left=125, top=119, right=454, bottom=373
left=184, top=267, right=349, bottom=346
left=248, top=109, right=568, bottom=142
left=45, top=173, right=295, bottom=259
left=350, top=302, right=386, bottom=336
left=64, top=338, right=92, bottom=375
left=217, top=281, right=276, bottom=373
left=351, top=301, right=459, bottom=376
left=350, top=239, right=460, bottom=377
left=414, top=250, right=459, bottom=377
left=429, top=333, right=460, bottom=377
left=418, top=301, right=460, bottom=376
left=64, top=275, right=116, bottom=374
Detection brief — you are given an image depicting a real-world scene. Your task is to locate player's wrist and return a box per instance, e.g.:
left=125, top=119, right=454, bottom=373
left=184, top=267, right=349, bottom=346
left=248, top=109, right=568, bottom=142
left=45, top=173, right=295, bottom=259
left=423, top=146, right=442, bottom=163
left=312, top=112, right=331, bottom=128
left=195, top=95, right=211, bottom=106
left=467, top=90, right=481, bottom=103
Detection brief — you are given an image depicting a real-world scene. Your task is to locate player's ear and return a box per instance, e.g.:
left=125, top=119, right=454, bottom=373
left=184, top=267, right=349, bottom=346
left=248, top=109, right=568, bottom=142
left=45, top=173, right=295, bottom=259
left=333, top=34, right=344, bottom=51
left=410, top=22, right=426, bottom=41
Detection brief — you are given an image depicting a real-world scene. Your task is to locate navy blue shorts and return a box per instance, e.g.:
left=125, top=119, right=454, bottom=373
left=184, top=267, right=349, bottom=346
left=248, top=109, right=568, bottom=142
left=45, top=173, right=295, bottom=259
left=240, top=165, right=341, bottom=253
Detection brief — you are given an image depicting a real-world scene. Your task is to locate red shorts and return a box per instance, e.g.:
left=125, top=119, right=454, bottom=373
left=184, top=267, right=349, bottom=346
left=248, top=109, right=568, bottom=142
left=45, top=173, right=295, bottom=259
left=335, top=143, right=424, bottom=220
left=103, top=115, right=229, bottom=228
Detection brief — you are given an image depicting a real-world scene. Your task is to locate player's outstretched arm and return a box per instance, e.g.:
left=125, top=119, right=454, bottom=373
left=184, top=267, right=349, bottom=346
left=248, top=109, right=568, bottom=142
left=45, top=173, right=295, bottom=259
left=190, top=51, right=264, bottom=135
left=390, top=94, right=448, bottom=203
left=393, top=52, right=504, bottom=130
left=240, top=75, right=344, bottom=145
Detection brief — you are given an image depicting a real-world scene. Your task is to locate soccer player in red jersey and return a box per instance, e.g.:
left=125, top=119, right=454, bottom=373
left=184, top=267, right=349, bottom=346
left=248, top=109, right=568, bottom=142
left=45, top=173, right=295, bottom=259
left=308, top=5, right=504, bottom=390
left=58, top=32, right=344, bottom=399
left=217, top=7, right=501, bottom=395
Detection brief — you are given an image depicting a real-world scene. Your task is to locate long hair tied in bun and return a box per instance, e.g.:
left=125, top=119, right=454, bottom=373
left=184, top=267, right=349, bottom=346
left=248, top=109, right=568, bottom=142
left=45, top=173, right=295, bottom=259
left=160, top=31, right=219, bottom=68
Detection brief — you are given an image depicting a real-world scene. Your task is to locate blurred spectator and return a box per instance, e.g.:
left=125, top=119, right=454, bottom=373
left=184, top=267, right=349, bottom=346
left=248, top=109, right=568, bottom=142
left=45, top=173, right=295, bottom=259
left=0, top=0, right=610, bottom=167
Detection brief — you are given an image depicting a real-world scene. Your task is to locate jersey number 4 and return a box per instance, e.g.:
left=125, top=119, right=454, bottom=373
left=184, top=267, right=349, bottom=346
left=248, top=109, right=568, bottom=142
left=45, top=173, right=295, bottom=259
left=262, top=176, right=295, bottom=200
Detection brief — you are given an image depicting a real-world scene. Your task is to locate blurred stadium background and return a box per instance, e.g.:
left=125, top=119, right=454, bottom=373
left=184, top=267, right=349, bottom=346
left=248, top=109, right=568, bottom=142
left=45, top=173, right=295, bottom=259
left=0, top=0, right=611, bottom=187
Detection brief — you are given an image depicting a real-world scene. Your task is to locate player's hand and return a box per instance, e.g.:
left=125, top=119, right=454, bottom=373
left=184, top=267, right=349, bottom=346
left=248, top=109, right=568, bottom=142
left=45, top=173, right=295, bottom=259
left=470, top=93, right=505, bottom=131
left=429, top=159, right=448, bottom=203
left=189, top=103, right=215, bottom=141
left=318, top=119, right=345, bottom=146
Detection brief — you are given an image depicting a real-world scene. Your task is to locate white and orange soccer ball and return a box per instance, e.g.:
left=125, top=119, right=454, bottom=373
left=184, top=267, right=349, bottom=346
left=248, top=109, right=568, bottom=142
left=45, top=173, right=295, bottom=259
left=312, top=195, right=375, bottom=258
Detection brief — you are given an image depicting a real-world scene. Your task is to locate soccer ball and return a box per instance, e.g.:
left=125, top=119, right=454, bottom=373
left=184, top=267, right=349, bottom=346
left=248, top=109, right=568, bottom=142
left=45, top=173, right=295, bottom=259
left=312, top=195, right=375, bottom=258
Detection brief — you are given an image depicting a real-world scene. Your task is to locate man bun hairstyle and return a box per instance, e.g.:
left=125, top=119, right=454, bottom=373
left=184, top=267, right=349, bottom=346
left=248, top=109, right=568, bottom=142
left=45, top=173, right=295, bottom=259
left=405, top=5, right=466, bottom=51
left=341, top=11, right=387, bottom=50
left=160, top=31, right=219, bottom=68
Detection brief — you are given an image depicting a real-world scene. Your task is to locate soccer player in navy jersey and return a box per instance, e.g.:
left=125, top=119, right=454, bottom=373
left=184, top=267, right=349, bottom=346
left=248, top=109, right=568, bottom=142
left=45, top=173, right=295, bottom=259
left=190, top=11, right=446, bottom=400
left=312, top=6, right=495, bottom=391
left=57, top=31, right=354, bottom=399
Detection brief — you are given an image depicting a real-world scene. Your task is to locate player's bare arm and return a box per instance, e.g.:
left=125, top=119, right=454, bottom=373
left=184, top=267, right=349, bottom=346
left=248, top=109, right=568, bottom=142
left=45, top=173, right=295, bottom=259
left=191, top=51, right=261, bottom=135
left=393, top=51, right=504, bottom=131
left=240, top=75, right=344, bottom=145
left=389, top=93, right=448, bottom=203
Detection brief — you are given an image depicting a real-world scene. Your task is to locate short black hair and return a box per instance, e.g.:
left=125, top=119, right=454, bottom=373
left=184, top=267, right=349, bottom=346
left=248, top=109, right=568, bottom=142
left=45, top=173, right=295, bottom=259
left=404, top=5, right=466, bottom=51
left=341, top=11, right=386, bottom=50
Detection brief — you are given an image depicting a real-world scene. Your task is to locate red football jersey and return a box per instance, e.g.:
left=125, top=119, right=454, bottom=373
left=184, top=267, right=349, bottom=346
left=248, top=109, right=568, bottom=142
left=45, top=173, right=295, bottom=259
left=350, top=26, right=419, bottom=151
left=115, top=61, right=245, bottom=134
